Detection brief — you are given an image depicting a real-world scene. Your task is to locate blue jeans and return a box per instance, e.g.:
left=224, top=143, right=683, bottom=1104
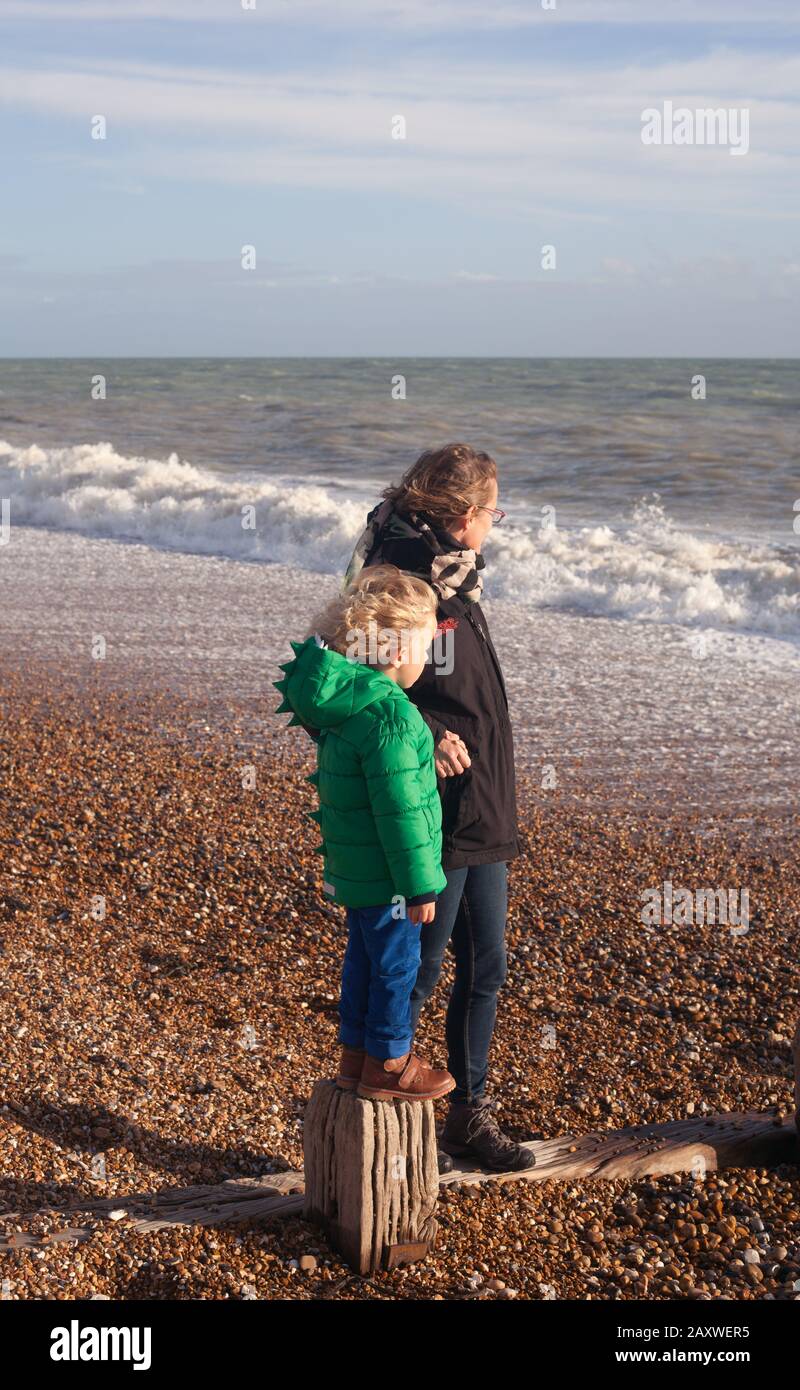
left=339, top=903, right=422, bottom=1060
left=410, top=862, right=508, bottom=1104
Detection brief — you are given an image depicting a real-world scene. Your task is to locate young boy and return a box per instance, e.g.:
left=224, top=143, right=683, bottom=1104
left=274, top=565, right=455, bottom=1102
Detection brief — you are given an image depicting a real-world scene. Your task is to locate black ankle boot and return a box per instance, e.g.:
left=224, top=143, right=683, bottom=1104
left=440, top=1098, right=536, bottom=1173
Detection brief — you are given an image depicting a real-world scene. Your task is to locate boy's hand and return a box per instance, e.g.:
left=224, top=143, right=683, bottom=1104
left=407, top=901, right=436, bottom=925
left=435, top=729, right=471, bottom=778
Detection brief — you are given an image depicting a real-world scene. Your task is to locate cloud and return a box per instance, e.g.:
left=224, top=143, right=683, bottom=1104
left=3, top=0, right=800, bottom=25
left=1, top=1, right=798, bottom=355
left=1, top=49, right=798, bottom=219
left=2, top=248, right=797, bottom=301
left=1, top=247, right=797, bottom=357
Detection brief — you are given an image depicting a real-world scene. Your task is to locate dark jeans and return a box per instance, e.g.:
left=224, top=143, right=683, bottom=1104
left=339, top=903, right=422, bottom=1060
left=410, top=861, right=508, bottom=1104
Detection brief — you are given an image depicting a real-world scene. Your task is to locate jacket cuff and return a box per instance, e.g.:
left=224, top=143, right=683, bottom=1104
left=418, top=709, right=447, bottom=746
left=406, top=891, right=439, bottom=906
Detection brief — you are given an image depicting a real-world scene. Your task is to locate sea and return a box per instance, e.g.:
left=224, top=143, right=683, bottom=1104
left=1, top=358, right=798, bottom=823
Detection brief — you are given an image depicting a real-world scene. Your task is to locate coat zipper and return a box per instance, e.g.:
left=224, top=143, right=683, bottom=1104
left=469, top=610, right=487, bottom=641
left=465, top=607, right=509, bottom=712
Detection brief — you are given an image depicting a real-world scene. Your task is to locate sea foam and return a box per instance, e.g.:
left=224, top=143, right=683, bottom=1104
left=2, top=440, right=798, bottom=643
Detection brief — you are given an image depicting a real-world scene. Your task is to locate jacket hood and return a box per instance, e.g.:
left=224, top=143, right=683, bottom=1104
left=274, top=636, right=403, bottom=729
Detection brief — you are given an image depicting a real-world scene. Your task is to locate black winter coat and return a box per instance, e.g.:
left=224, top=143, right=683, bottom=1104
left=365, top=530, right=520, bottom=870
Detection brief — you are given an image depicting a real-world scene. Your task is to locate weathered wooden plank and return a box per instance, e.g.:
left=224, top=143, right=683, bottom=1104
left=4, top=1111, right=795, bottom=1252
left=440, top=1111, right=797, bottom=1189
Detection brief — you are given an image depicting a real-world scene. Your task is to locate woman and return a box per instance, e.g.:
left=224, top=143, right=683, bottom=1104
left=346, top=443, right=535, bottom=1172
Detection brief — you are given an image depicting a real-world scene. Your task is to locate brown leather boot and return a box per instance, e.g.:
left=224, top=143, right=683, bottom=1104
left=335, top=1046, right=365, bottom=1090
left=357, top=1051, right=456, bottom=1102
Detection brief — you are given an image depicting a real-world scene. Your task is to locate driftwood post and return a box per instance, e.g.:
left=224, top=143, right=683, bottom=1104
left=303, top=1080, right=439, bottom=1275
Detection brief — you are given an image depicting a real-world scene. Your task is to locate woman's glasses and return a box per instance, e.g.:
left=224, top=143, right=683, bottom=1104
left=478, top=506, right=506, bottom=524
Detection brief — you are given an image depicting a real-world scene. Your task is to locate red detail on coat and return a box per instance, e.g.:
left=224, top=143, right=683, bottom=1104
left=436, top=617, right=459, bottom=632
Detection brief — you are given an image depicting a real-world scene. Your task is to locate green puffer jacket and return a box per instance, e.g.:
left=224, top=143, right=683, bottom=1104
left=274, top=637, right=446, bottom=909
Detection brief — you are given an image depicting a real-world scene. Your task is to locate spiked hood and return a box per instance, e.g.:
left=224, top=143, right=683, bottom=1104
left=274, top=636, right=403, bottom=729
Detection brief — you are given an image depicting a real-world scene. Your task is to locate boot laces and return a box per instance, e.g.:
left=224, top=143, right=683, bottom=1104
left=465, top=1098, right=512, bottom=1146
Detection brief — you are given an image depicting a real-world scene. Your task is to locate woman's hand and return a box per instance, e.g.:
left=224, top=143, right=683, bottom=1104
left=435, top=729, right=471, bottom=778
left=408, top=901, right=436, bottom=924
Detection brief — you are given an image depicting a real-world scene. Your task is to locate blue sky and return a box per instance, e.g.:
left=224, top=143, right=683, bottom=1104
left=1, top=0, right=799, bottom=355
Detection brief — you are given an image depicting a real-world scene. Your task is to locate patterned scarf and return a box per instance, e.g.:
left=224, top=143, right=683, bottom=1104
left=345, top=499, right=485, bottom=603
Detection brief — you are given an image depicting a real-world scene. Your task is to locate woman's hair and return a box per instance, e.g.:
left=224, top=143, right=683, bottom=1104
left=307, top=564, right=438, bottom=659
left=382, top=442, right=496, bottom=527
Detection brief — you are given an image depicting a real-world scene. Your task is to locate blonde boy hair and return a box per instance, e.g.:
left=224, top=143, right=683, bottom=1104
left=308, top=564, right=438, bottom=663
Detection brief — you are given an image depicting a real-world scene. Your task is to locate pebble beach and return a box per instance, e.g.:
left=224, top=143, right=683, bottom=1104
left=1, top=605, right=799, bottom=1300
left=3, top=0, right=800, bottom=1320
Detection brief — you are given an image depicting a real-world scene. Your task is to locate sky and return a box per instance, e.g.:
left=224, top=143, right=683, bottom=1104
left=1, top=0, right=799, bottom=356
